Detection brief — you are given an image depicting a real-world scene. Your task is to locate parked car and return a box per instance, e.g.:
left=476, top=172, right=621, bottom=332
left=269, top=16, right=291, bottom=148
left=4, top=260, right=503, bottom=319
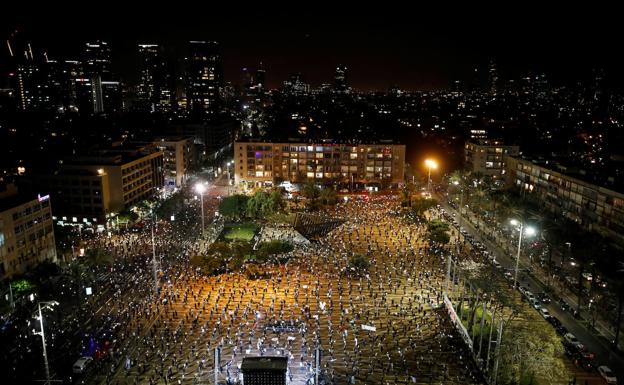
left=539, top=307, right=551, bottom=319
left=563, top=333, right=584, bottom=351
left=72, top=356, right=93, bottom=374
left=559, top=299, right=572, bottom=312
left=598, top=365, right=617, bottom=384
left=536, top=292, right=551, bottom=304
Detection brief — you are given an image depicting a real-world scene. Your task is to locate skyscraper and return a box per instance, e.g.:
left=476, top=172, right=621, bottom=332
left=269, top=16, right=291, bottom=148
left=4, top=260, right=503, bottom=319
left=488, top=60, right=498, bottom=96
left=333, top=64, right=349, bottom=93
left=84, top=41, right=112, bottom=77
left=256, top=63, right=266, bottom=90
left=83, top=41, right=121, bottom=114
left=137, top=44, right=173, bottom=112
left=186, top=41, right=223, bottom=119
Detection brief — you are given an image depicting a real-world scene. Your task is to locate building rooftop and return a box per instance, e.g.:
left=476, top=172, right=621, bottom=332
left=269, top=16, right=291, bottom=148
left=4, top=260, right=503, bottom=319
left=66, top=144, right=162, bottom=166
left=467, top=139, right=517, bottom=147
left=237, top=137, right=403, bottom=145
left=241, top=356, right=288, bottom=372
left=512, top=155, right=624, bottom=195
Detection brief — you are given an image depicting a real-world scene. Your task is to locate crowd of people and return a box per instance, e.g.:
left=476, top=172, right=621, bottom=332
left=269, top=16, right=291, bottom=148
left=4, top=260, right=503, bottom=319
left=21, top=194, right=485, bottom=385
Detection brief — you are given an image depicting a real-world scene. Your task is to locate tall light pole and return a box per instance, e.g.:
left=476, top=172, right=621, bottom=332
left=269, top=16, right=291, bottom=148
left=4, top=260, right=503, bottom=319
left=34, top=300, right=59, bottom=385
left=425, top=159, right=438, bottom=193
left=510, top=219, right=536, bottom=289
left=151, top=211, right=158, bottom=295
left=195, top=183, right=206, bottom=236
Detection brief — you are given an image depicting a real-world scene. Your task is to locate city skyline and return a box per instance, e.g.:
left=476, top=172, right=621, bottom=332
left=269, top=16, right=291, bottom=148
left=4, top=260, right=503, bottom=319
left=2, top=6, right=623, bottom=91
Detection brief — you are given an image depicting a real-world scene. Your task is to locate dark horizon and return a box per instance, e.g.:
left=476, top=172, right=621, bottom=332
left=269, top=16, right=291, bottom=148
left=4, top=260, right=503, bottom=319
left=2, top=6, right=623, bottom=91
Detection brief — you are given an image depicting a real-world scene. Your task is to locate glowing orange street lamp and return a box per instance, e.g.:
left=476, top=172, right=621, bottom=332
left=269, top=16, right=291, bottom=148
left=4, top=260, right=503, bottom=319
left=425, top=159, right=438, bottom=193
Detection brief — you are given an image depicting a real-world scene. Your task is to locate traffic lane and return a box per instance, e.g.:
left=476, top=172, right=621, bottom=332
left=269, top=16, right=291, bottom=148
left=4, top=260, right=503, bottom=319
left=439, top=198, right=624, bottom=383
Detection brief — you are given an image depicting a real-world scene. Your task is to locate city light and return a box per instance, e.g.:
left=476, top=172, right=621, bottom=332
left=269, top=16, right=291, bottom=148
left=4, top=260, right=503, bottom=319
left=424, top=159, right=438, bottom=170
left=195, top=183, right=206, bottom=194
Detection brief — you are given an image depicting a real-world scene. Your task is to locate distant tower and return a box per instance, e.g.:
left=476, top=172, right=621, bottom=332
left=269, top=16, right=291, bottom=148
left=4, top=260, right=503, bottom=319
left=186, top=40, right=223, bottom=118
left=83, top=41, right=120, bottom=114
left=137, top=44, right=173, bottom=112
left=488, top=60, right=498, bottom=95
left=334, top=64, right=349, bottom=93
left=256, top=62, right=266, bottom=90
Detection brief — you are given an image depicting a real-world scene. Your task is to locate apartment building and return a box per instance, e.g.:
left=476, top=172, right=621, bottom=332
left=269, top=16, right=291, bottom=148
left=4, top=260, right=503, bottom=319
left=154, top=136, right=195, bottom=187
left=465, top=139, right=519, bottom=178
left=507, top=156, right=624, bottom=244
left=0, top=184, right=57, bottom=279
left=234, top=140, right=405, bottom=187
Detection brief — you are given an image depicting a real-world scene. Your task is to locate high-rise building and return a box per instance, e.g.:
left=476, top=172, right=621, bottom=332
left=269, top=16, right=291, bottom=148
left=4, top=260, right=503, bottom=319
left=256, top=63, right=266, bottom=90
left=488, top=60, right=498, bottom=95
left=186, top=41, right=223, bottom=118
left=84, top=41, right=112, bottom=77
left=334, top=64, right=349, bottom=93
left=83, top=41, right=120, bottom=114
left=137, top=44, right=173, bottom=112
left=154, top=136, right=196, bottom=187
left=283, top=73, right=309, bottom=96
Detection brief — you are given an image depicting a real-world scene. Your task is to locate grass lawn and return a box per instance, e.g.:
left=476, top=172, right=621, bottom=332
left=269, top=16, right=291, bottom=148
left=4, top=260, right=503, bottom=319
left=223, top=223, right=258, bottom=242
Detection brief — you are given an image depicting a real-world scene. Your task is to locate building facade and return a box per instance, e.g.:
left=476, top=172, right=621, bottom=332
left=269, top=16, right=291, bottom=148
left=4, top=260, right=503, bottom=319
left=234, top=141, right=405, bottom=187
left=0, top=185, right=57, bottom=279
left=21, top=148, right=164, bottom=228
left=21, top=169, right=111, bottom=227
left=464, top=139, right=519, bottom=178
left=137, top=44, right=173, bottom=112
left=186, top=41, right=222, bottom=117
left=507, top=157, right=624, bottom=244
left=154, top=137, right=195, bottom=187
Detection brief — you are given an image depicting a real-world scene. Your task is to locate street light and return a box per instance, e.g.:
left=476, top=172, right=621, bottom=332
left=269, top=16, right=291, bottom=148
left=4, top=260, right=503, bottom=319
left=510, top=219, right=536, bottom=289
left=452, top=180, right=465, bottom=228
left=195, top=183, right=206, bottom=235
left=425, top=159, right=438, bottom=193
left=34, top=300, right=59, bottom=385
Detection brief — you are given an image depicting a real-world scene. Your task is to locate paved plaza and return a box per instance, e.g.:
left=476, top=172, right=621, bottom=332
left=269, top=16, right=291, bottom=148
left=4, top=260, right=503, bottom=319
left=44, top=196, right=484, bottom=385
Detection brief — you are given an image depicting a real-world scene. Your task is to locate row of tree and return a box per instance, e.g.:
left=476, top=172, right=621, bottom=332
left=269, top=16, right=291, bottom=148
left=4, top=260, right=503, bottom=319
left=190, top=240, right=294, bottom=276
left=219, top=190, right=285, bottom=220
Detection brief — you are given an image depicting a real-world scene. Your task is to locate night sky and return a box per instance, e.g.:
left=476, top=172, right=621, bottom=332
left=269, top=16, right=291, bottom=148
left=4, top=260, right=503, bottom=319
left=2, top=5, right=622, bottom=91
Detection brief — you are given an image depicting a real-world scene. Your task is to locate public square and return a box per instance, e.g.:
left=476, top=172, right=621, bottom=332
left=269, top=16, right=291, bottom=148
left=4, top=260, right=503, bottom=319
left=60, top=195, right=484, bottom=385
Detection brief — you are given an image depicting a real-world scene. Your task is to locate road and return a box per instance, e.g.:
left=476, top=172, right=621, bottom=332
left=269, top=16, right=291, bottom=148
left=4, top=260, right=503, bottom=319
left=438, top=195, right=624, bottom=383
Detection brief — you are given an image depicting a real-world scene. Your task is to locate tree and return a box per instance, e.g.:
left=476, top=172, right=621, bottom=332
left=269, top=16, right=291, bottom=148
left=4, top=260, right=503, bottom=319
left=613, top=260, right=624, bottom=348
left=497, top=319, right=566, bottom=385
left=349, top=254, right=370, bottom=272
left=427, top=220, right=450, bottom=246
left=256, top=240, right=294, bottom=263
left=219, top=194, right=249, bottom=219
left=302, top=181, right=320, bottom=200
left=318, top=187, right=338, bottom=205
left=572, top=233, right=601, bottom=316
left=411, top=197, right=437, bottom=219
